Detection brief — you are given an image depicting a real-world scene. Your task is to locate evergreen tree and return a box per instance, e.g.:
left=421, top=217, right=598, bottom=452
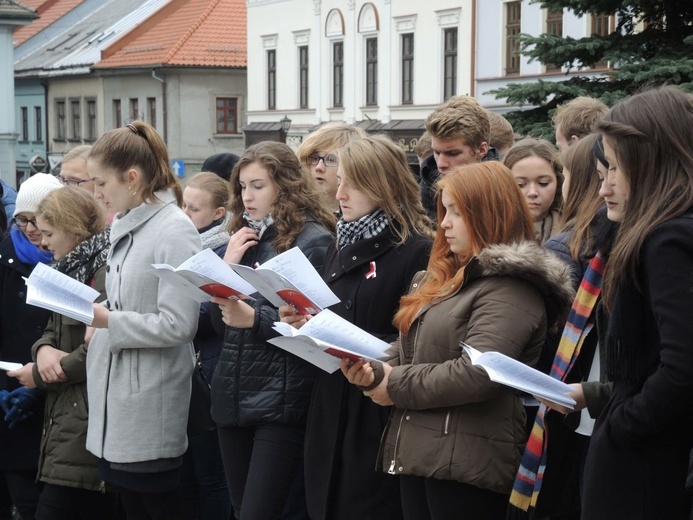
left=491, top=0, right=693, bottom=138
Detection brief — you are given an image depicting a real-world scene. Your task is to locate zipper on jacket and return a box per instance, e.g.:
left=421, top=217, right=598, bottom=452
left=99, top=480, right=106, bottom=494
left=388, top=411, right=407, bottom=474
left=443, top=410, right=451, bottom=435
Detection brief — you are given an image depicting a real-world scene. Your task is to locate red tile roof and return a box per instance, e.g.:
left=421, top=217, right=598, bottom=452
left=13, top=0, right=85, bottom=47
left=96, top=0, right=246, bottom=69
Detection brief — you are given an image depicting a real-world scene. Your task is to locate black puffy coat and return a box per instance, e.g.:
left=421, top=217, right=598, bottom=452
left=210, top=219, right=333, bottom=427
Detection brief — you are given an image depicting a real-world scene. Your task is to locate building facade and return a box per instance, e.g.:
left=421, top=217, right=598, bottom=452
left=246, top=0, right=612, bottom=163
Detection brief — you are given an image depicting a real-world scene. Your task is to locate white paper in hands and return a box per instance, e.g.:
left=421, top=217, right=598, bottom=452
left=0, top=362, right=23, bottom=371
left=152, top=248, right=256, bottom=302
left=231, top=247, right=339, bottom=314
left=462, top=342, right=576, bottom=410
left=25, top=263, right=100, bottom=324
left=268, top=309, right=390, bottom=373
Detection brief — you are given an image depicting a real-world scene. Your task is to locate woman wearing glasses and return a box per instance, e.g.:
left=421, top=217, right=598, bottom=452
left=57, top=146, right=93, bottom=192
left=297, top=123, right=367, bottom=214
left=0, top=173, right=62, bottom=520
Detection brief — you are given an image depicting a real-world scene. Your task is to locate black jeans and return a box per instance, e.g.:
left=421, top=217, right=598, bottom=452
left=4, top=470, right=41, bottom=520
left=399, top=475, right=509, bottom=520
left=35, top=483, right=118, bottom=520
left=217, top=424, right=304, bottom=520
left=179, top=429, right=232, bottom=520
left=118, top=489, right=184, bottom=520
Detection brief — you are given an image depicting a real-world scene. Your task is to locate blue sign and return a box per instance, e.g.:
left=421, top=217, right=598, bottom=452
left=171, top=160, right=185, bottom=178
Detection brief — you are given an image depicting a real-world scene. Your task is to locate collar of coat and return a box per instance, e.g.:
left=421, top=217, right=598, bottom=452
left=463, top=240, right=575, bottom=329
left=110, top=189, right=177, bottom=243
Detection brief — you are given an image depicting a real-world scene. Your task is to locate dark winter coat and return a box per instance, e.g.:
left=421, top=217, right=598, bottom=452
left=304, top=227, right=432, bottom=520
left=210, top=218, right=333, bottom=428
left=582, top=215, right=693, bottom=520
left=0, top=234, right=48, bottom=470
left=379, top=242, right=574, bottom=494
left=31, top=267, right=106, bottom=491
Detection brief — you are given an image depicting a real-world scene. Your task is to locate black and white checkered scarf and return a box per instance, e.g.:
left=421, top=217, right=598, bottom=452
left=336, top=209, right=389, bottom=249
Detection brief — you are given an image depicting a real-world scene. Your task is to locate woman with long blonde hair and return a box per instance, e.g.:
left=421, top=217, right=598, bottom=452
left=282, top=134, right=433, bottom=520
left=344, top=161, right=573, bottom=520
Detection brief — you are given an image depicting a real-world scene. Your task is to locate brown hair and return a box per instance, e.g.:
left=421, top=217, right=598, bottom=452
left=560, top=133, right=604, bottom=260
left=186, top=172, right=231, bottom=210
left=552, top=96, right=608, bottom=141
left=88, top=121, right=183, bottom=206
left=337, top=134, right=434, bottom=244
left=415, top=131, right=432, bottom=159
left=394, top=162, right=533, bottom=334
left=488, top=112, right=515, bottom=153
left=599, top=86, right=693, bottom=307
left=228, top=142, right=336, bottom=252
left=425, top=95, right=490, bottom=149
left=504, top=138, right=564, bottom=215
left=36, top=187, right=106, bottom=243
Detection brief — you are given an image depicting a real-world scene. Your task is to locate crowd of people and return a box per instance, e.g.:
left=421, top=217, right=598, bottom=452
left=0, top=84, right=690, bottom=520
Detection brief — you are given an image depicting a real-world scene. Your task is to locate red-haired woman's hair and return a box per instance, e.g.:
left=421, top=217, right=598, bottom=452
left=393, top=162, right=534, bottom=334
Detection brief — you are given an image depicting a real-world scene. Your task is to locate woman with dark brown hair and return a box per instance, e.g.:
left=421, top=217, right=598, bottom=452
left=504, top=138, right=564, bottom=244
left=581, top=86, right=693, bottom=520
left=344, top=161, right=573, bottom=520
left=209, top=141, right=335, bottom=519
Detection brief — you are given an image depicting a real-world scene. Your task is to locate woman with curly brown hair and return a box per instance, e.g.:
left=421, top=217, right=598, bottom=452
left=209, top=141, right=335, bottom=519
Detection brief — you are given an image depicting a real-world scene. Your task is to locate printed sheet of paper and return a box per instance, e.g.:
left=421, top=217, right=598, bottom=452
left=152, top=248, right=256, bottom=302
left=25, top=263, right=100, bottom=324
left=0, top=362, right=23, bottom=371
left=232, top=247, right=339, bottom=314
left=268, top=309, right=390, bottom=372
left=462, top=343, right=576, bottom=409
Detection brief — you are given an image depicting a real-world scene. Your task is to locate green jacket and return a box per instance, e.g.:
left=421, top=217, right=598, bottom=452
left=31, top=266, right=106, bottom=491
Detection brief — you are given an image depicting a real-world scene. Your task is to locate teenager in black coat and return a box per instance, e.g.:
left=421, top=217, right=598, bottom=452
left=580, top=86, right=693, bottom=519
left=281, top=135, right=434, bottom=520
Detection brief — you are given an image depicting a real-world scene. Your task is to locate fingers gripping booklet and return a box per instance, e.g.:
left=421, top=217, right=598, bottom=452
left=230, top=247, right=339, bottom=315
left=269, top=309, right=390, bottom=373
left=462, top=343, right=576, bottom=410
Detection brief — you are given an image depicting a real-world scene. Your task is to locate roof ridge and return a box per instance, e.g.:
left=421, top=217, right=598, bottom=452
left=163, top=0, right=221, bottom=64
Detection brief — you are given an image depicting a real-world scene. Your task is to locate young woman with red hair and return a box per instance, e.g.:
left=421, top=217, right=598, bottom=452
left=344, top=161, right=573, bottom=520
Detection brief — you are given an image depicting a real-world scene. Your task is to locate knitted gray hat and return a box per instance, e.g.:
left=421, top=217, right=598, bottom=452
left=14, top=173, right=62, bottom=217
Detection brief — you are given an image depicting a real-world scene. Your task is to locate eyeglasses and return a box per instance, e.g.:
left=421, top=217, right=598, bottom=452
left=306, top=154, right=338, bottom=168
left=58, top=175, right=92, bottom=187
left=13, top=216, right=38, bottom=228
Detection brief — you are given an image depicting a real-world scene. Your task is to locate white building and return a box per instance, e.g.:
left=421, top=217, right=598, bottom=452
left=245, top=0, right=611, bottom=163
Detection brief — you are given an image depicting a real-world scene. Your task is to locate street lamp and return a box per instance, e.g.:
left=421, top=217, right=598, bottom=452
left=279, top=115, right=292, bottom=143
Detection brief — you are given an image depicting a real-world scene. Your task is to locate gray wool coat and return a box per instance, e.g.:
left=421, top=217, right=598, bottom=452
left=86, top=190, right=202, bottom=463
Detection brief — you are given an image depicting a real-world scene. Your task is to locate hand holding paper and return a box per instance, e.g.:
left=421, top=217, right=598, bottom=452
left=462, top=343, right=577, bottom=410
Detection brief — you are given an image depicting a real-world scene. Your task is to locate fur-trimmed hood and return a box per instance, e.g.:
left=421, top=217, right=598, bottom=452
left=469, top=240, right=575, bottom=328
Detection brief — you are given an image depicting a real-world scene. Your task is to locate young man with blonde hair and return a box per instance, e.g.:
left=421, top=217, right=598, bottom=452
left=419, top=95, right=501, bottom=219
left=552, top=96, right=608, bottom=151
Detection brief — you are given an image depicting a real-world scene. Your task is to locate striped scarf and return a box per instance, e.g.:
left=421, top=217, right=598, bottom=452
left=508, top=250, right=606, bottom=515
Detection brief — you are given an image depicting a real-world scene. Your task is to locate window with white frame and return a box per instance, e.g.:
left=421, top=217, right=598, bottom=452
left=365, top=38, right=378, bottom=106
left=299, top=46, right=309, bottom=109
left=401, top=33, right=414, bottom=105
left=506, top=1, right=522, bottom=75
